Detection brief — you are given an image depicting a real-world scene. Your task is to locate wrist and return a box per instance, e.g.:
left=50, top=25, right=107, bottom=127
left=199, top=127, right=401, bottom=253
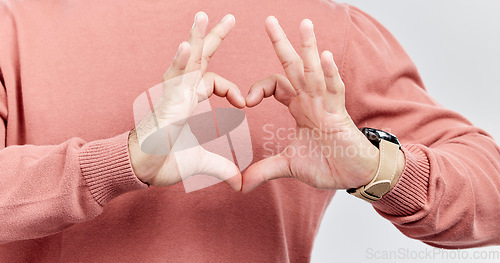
left=127, top=129, right=157, bottom=184
left=357, top=143, right=381, bottom=188
left=358, top=127, right=404, bottom=190
left=347, top=134, right=402, bottom=202
left=354, top=147, right=405, bottom=191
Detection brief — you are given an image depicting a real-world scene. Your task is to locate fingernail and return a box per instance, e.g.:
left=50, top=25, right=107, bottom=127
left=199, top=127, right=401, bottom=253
left=175, top=43, right=183, bottom=56
left=303, top=19, right=314, bottom=38
left=271, top=16, right=278, bottom=24
left=221, top=14, right=229, bottom=22
left=195, top=12, right=207, bottom=24
left=246, top=91, right=256, bottom=104
left=238, top=95, right=246, bottom=107
left=266, top=16, right=276, bottom=25
left=305, top=19, right=313, bottom=28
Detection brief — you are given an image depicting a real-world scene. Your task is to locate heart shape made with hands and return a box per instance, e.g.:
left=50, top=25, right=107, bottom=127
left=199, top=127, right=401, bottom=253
left=129, top=12, right=390, bottom=194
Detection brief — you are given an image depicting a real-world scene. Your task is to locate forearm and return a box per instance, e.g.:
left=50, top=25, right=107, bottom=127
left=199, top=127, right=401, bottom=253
left=341, top=4, right=500, bottom=247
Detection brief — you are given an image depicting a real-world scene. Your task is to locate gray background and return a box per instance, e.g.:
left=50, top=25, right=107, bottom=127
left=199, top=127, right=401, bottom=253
left=311, top=1, right=500, bottom=262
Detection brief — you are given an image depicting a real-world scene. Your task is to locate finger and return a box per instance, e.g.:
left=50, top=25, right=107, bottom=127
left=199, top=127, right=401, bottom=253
left=200, top=149, right=242, bottom=191
left=241, top=154, right=290, bottom=193
left=265, top=16, right=305, bottom=89
left=300, top=19, right=325, bottom=94
left=246, top=74, right=296, bottom=107
left=201, top=72, right=245, bottom=108
left=201, top=14, right=236, bottom=73
left=160, top=42, right=192, bottom=104
left=321, top=50, right=345, bottom=113
left=162, top=42, right=191, bottom=81
left=186, top=11, right=209, bottom=73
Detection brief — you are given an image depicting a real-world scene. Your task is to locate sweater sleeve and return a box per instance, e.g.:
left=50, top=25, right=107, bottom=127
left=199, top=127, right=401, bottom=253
left=340, top=5, right=500, bottom=248
left=0, top=3, right=148, bottom=244
left=0, top=82, right=147, bottom=244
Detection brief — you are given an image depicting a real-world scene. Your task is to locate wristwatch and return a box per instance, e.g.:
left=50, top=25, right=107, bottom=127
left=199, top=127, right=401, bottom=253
left=346, top=128, right=402, bottom=202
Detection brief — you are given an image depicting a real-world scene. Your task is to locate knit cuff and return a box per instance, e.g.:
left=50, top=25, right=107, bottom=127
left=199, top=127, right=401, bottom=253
left=79, top=131, right=148, bottom=206
left=372, top=144, right=430, bottom=216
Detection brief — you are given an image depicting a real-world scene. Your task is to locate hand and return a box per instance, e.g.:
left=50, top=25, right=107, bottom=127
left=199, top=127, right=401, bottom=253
left=243, top=17, right=404, bottom=193
left=129, top=12, right=245, bottom=191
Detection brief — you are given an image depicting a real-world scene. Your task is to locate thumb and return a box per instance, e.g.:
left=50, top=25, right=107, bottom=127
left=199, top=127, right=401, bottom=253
left=198, top=149, right=242, bottom=191
left=242, top=153, right=290, bottom=193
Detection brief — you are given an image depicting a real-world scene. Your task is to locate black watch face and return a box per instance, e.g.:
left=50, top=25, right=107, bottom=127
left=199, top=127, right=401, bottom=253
left=361, top=128, right=400, bottom=148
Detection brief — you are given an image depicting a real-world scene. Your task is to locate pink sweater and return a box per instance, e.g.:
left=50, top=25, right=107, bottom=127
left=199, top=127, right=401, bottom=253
left=0, top=0, right=499, bottom=261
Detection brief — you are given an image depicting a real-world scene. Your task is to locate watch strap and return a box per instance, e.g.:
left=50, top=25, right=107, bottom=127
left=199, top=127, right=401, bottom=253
left=347, top=139, right=400, bottom=202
